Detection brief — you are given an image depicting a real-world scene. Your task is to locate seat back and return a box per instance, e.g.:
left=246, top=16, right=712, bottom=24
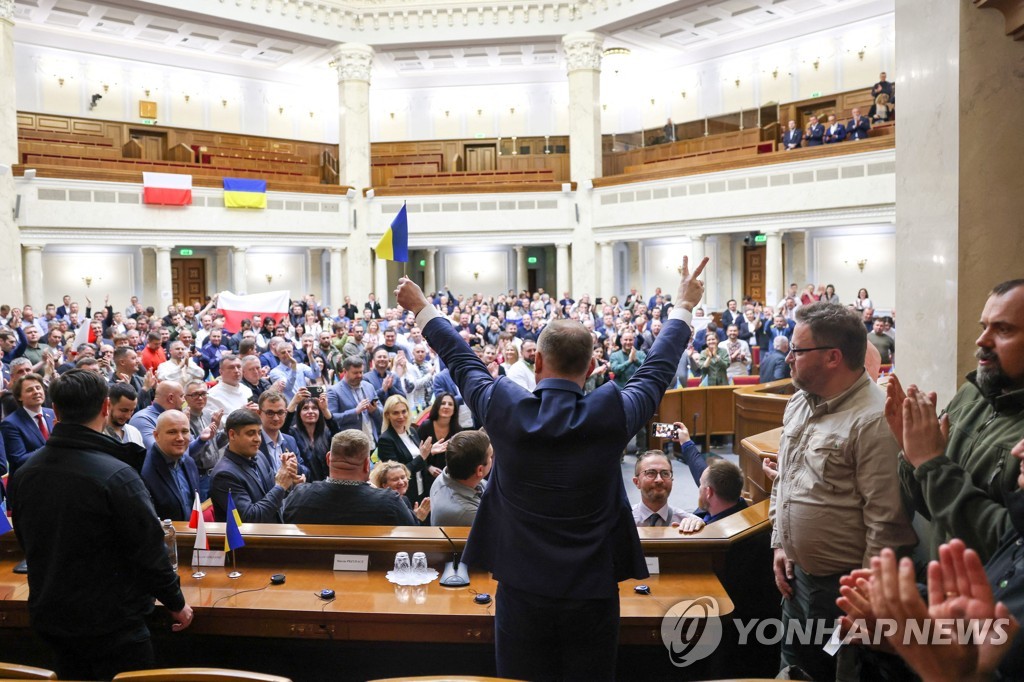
left=113, top=668, right=291, bottom=682
left=0, top=662, right=57, bottom=680
left=731, top=376, right=761, bottom=386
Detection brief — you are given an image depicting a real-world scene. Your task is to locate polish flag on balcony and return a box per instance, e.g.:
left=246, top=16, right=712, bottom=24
left=216, top=290, right=290, bottom=333
left=143, top=172, right=193, bottom=206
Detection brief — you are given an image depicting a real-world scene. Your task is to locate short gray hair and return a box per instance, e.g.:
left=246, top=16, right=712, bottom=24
left=773, top=335, right=789, bottom=351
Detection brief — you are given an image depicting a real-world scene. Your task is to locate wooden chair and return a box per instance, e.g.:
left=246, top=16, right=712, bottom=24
left=731, top=375, right=761, bottom=386
left=685, top=377, right=702, bottom=388
left=0, top=662, right=57, bottom=680
left=112, top=668, right=291, bottom=682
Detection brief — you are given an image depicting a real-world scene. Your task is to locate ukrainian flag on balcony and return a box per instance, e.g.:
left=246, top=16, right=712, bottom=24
left=375, top=203, right=408, bottom=262
left=223, top=178, right=267, bottom=209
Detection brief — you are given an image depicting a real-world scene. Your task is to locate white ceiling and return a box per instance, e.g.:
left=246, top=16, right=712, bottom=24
left=13, top=0, right=890, bottom=84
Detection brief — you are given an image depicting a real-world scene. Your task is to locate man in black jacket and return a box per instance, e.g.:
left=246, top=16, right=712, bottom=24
left=9, top=369, right=192, bottom=680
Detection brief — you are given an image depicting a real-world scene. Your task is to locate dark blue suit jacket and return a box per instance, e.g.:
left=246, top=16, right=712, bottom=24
left=366, top=368, right=406, bottom=401
left=326, top=379, right=383, bottom=438
left=1, top=407, right=56, bottom=475
left=141, top=443, right=200, bottom=521
left=422, top=309, right=692, bottom=599
left=209, top=450, right=287, bottom=523
left=847, top=116, right=871, bottom=140
left=805, top=123, right=825, bottom=146
left=824, top=123, right=847, bottom=143
left=783, top=129, right=803, bottom=149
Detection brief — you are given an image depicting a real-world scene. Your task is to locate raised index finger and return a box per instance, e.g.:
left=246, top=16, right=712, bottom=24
left=691, top=256, right=709, bottom=279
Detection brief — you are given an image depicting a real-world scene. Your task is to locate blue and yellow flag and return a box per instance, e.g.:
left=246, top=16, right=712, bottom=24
left=0, top=500, right=12, bottom=536
left=224, top=491, right=245, bottom=552
left=223, top=178, right=267, bottom=209
left=375, top=203, right=408, bottom=262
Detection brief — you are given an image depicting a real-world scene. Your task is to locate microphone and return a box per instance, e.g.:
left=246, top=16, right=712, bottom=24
left=438, top=526, right=470, bottom=588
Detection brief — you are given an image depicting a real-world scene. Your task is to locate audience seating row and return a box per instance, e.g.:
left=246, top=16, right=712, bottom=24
left=22, top=154, right=308, bottom=180
left=16, top=130, right=115, bottom=147
left=194, top=146, right=311, bottom=166
left=18, top=140, right=123, bottom=162
left=624, top=142, right=775, bottom=174
left=389, top=169, right=554, bottom=187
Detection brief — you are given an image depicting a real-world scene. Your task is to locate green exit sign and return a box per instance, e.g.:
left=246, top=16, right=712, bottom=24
left=140, top=119, right=156, bottom=125
left=527, top=256, right=538, bottom=264
left=419, top=259, right=426, bottom=267
left=474, top=133, right=485, bottom=139
left=753, top=235, right=767, bottom=244
left=810, top=91, right=822, bottom=98
left=179, top=248, right=194, bottom=256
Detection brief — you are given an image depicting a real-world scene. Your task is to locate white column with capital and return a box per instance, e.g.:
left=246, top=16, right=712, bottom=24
left=332, top=43, right=374, bottom=302
left=515, top=246, right=528, bottom=293
left=599, top=242, right=615, bottom=301
left=562, top=32, right=603, bottom=297
left=231, top=247, right=247, bottom=294
left=373, top=254, right=389, bottom=308
left=765, top=231, right=783, bottom=307
left=555, top=244, right=570, bottom=298
left=731, top=236, right=745, bottom=302
left=21, top=245, right=43, bottom=308
left=328, top=247, right=345, bottom=310
left=689, top=235, right=716, bottom=309
left=0, top=3, right=22, bottom=298
left=424, top=248, right=438, bottom=294
left=155, top=246, right=174, bottom=311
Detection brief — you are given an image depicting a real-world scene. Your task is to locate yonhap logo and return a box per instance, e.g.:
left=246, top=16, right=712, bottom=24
left=660, top=596, right=723, bottom=667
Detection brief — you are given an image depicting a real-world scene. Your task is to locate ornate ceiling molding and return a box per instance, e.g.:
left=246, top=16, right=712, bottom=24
left=562, top=31, right=603, bottom=72
left=1, top=0, right=15, bottom=23
left=331, top=43, right=375, bottom=82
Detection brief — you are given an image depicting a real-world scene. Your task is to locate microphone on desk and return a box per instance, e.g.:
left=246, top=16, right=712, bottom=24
left=438, top=527, right=470, bottom=588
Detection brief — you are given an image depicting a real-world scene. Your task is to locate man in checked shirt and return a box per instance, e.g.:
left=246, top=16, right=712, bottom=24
left=770, top=302, right=916, bottom=680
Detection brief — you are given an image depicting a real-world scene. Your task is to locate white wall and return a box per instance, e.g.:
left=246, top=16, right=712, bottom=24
left=442, top=251, right=510, bottom=298
left=41, top=250, right=137, bottom=309
left=810, top=228, right=896, bottom=309
left=245, top=252, right=307, bottom=297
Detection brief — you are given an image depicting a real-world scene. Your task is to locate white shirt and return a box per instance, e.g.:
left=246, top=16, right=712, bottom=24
left=505, top=359, right=537, bottom=392
left=631, top=502, right=696, bottom=527
left=207, top=381, right=253, bottom=414
left=156, top=358, right=205, bottom=385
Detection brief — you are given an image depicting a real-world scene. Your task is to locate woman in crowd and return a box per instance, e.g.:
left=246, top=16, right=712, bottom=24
left=370, top=461, right=431, bottom=524
left=364, top=319, right=381, bottom=349
left=819, top=284, right=840, bottom=304
left=584, top=345, right=611, bottom=395
left=854, top=288, right=874, bottom=311
left=257, top=316, right=276, bottom=350
left=869, top=92, right=893, bottom=123
left=692, top=333, right=730, bottom=386
left=500, top=344, right=519, bottom=373
left=391, top=353, right=415, bottom=397
left=417, top=393, right=461, bottom=485
left=378, top=395, right=445, bottom=504
left=284, top=389, right=336, bottom=482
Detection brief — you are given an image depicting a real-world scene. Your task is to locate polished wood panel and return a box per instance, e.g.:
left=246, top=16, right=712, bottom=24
left=0, top=661, right=57, bottom=680
left=740, top=428, right=782, bottom=503
left=734, top=380, right=792, bottom=501
left=744, top=246, right=766, bottom=304
left=114, top=668, right=291, bottom=682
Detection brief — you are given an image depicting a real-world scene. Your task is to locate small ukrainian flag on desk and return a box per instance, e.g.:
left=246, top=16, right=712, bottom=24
left=375, top=203, right=409, bottom=262
left=223, top=178, right=267, bottom=209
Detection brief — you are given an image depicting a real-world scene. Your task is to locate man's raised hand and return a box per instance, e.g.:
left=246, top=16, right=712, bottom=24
left=678, top=256, right=709, bottom=311
left=395, top=277, right=430, bottom=316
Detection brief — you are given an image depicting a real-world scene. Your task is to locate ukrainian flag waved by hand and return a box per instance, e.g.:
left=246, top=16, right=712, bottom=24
left=224, top=491, right=245, bottom=552
left=375, top=203, right=408, bottom=262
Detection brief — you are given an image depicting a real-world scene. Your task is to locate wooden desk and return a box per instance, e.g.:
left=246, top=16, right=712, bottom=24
left=0, top=514, right=785, bottom=647
left=739, top=427, right=782, bottom=502
left=734, top=380, right=792, bottom=499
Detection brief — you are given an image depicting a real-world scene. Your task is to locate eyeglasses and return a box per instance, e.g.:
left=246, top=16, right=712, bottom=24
left=262, top=409, right=288, bottom=417
left=640, top=469, right=674, bottom=480
left=787, top=345, right=836, bottom=356
left=186, top=391, right=208, bottom=398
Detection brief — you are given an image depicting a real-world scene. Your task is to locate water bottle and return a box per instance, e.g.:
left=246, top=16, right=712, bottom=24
left=162, top=519, right=178, bottom=571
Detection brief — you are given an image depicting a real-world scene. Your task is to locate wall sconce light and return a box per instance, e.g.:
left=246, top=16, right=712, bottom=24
left=680, top=91, right=687, bottom=99
left=222, top=99, right=228, bottom=107
left=473, top=272, right=480, bottom=279
left=857, top=48, right=866, bottom=61
left=184, top=94, right=190, bottom=103
left=602, top=103, right=607, bottom=111
left=278, top=106, right=284, bottom=114
left=813, top=59, right=821, bottom=71
left=477, top=109, right=482, bottom=116
left=857, top=258, right=867, bottom=272
left=58, top=78, right=65, bottom=87
left=650, top=98, right=655, bottom=106
left=102, top=83, right=110, bottom=93
left=772, top=68, right=779, bottom=80
left=309, top=111, right=315, bottom=118
left=444, top=110, right=449, bottom=117
left=82, top=276, right=93, bottom=288
left=510, top=107, right=515, bottom=115
left=389, top=112, right=395, bottom=119
left=734, top=79, right=741, bottom=88
left=144, top=89, right=151, bottom=97
left=265, top=274, right=274, bottom=283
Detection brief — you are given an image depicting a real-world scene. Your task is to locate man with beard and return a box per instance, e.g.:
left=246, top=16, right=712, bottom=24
left=630, top=450, right=703, bottom=530
left=888, top=279, right=1024, bottom=562
left=770, top=302, right=916, bottom=680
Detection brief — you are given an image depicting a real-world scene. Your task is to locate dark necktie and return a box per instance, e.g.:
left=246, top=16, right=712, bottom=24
left=648, top=514, right=663, bottom=527
left=35, top=414, right=50, bottom=441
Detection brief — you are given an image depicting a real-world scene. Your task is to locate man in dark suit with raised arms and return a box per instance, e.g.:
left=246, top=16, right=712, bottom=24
left=395, top=255, right=708, bottom=682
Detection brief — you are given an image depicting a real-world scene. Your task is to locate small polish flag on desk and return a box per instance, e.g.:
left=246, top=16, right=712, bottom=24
left=143, top=172, right=193, bottom=206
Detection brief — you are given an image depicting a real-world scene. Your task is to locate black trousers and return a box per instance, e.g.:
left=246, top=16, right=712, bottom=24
left=495, top=583, right=620, bottom=682
left=41, top=625, right=154, bottom=681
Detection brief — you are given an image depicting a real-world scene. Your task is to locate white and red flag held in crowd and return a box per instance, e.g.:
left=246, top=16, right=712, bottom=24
left=215, top=290, right=290, bottom=333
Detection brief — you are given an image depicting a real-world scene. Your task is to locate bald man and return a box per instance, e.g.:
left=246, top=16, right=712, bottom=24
left=140, top=411, right=200, bottom=521
left=129, top=380, right=216, bottom=461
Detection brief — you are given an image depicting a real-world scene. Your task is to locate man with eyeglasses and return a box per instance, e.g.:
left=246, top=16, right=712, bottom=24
left=770, top=302, right=916, bottom=680
left=630, top=450, right=703, bottom=531
left=183, top=379, right=225, bottom=498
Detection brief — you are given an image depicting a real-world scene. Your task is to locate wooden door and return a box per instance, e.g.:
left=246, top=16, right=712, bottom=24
left=171, top=258, right=207, bottom=307
left=465, top=145, right=496, bottom=172
left=130, top=131, right=166, bottom=160
left=744, top=246, right=766, bottom=304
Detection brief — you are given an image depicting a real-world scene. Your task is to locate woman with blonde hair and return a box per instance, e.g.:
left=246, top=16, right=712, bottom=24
left=377, top=394, right=446, bottom=504
left=370, top=461, right=431, bottom=523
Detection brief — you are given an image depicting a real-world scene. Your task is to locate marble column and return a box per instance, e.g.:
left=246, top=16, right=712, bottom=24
left=0, top=4, right=22, bottom=299
left=627, top=241, right=642, bottom=292
left=328, top=247, right=345, bottom=311
left=764, top=231, right=783, bottom=308
left=562, top=32, right=603, bottom=297
left=895, top=1, right=1024, bottom=403
left=231, top=247, right=247, bottom=294
left=155, top=246, right=174, bottom=311
left=789, top=231, right=808, bottom=290
left=373, top=254, right=389, bottom=308
left=555, top=243, right=570, bottom=298
left=599, top=242, right=615, bottom=301
left=731, top=236, right=745, bottom=303
left=332, top=43, right=374, bottom=302
left=514, top=245, right=528, bottom=293
left=424, top=248, right=438, bottom=294
left=21, top=245, right=43, bottom=308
